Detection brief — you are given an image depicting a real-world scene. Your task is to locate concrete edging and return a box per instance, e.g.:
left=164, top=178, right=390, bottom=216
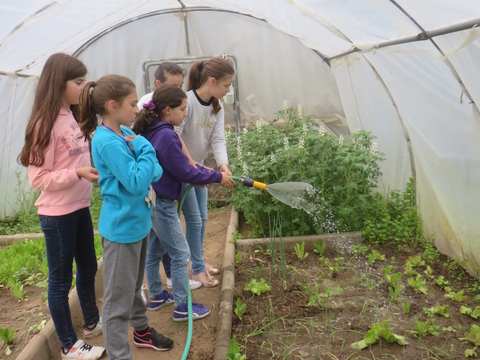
left=0, top=230, right=100, bottom=247
left=213, top=207, right=239, bottom=360
left=16, top=258, right=104, bottom=360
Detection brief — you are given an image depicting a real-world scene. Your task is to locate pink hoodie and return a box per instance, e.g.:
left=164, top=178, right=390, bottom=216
left=28, top=108, right=92, bottom=216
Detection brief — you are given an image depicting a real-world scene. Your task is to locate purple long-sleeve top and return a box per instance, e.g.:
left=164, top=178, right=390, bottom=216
left=143, top=120, right=222, bottom=200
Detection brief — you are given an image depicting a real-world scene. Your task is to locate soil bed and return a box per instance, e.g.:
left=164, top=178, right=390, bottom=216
left=0, top=205, right=232, bottom=360
left=233, top=241, right=480, bottom=359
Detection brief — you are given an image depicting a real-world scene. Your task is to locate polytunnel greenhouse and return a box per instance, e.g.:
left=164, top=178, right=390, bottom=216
left=1, top=1, right=480, bottom=358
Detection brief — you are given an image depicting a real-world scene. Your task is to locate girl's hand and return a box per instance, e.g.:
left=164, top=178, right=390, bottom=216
left=124, top=135, right=137, bottom=151
left=194, top=162, right=214, bottom=172
left=219, top=164, right=232, bottom=176
left=76, top=167, right=100, bottom=182
left=220, top=173, right=236, bottom=188
left=124, top=135, right=138, bottom=142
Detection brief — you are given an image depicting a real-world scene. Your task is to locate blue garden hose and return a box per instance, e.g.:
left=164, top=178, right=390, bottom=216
left=178, top=184, right=195, bottom=360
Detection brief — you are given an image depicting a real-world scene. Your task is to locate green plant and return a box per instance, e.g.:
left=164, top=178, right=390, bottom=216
left=350, top=319, right=407, bottom=350
left=434, top=276, right=450, bottom=289
left=225, top=338, right=246, bottom=360
left=351, top=244, right=370, bottom=256
left=313, top=240, right=327, bottom=257
left=0, top=327, right=16, bottom=345
left=235, top=298, right=247, bottom=321
left=389, top=284, right=404, bottom=301
left=226, top=106, right=385, bottom=238
left=322, top=257, right=345, bottom=273
left=402, top=300, right=410, bottom=315
left=9, top=280, right=26, bottom=301
left=407, top=255, right=425, bottom=268
left=231, top=230, right=243, bottom=245
left=424, top=266, right=434, bottom=279
left=460, top=325, right=480, bottom=358
left=410, top=318, right=440, bottom=338
left=306, top=283, right=344, bottom=308
left=404, top=261, right=418, bottom=276
left=362, top=178, right=421, bottom=245
left=294, top=241, right=308, bottom=261
left=423, top=303, right=450, bottom=318
left=460, top=306, right=480, bottom=319
left=423, top=240, right=440, bottom=261
left=235, top=252, right=242, bottom=264
left=244, top=278, right=271, bottom=296
left=0, top=327, right=16, bottom=356
left=408, top=274, right=428, bottom=294
left=366, top=249, right=386, bottom=266
left=445, top=289, right=468, bottom=302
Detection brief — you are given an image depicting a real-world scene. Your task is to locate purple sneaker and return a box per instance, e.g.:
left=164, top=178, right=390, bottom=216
left=148, top=290, right=174, bottom=311
left=173, top=302, right=211, bottom=322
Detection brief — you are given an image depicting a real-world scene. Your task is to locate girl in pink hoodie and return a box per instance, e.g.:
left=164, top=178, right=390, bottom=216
left=18, top=53, right=105, bottom=360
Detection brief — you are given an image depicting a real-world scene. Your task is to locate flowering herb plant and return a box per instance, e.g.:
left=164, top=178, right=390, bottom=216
left=226, top=103, right=384, bottom=237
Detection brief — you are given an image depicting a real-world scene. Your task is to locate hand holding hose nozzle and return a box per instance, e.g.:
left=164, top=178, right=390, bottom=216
left=230, top=175, right=267, bottom=190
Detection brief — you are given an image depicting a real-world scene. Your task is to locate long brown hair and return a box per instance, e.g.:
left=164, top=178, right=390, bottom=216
left=187, top=57, right=234, bottom=115
left=133, top=84, right=187, bottom=135
left=78, top=74, right=136, bottom=140
left=18, top=53, right=87, bottom=167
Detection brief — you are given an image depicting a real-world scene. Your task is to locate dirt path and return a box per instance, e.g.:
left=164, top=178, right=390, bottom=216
left=74, top=206, right=232, bottom=360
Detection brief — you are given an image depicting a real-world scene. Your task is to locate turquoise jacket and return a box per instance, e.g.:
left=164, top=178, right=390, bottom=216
left=92, top=125, right=162, bottom=243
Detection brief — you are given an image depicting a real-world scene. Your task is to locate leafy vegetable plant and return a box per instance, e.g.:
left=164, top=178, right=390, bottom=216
left=244, top=278, right=271, bottom=296
left=235, top=298, right=247, bottom=321
left=351, top=319, right=407, bottom=350
left=294, top=241, right=308, bottom=261
left=408, top=274, right=428, bottom=295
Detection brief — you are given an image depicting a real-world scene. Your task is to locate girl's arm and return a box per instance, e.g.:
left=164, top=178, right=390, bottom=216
left=161, top=138, right=222, bottom=186
left=210, top=105, right=229, bottom=169
left=29, top=135, right=81, bottom=191
left=98, top=137, right=162, bottom=196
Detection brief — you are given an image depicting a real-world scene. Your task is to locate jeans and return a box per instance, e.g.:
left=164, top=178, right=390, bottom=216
left=39, top=208, right=99, bottom=349
left=181, top=185, right=208, bottom=275
left=162, top=252, right=171, bottom=278
left=146, top=198, right=190, bottom=306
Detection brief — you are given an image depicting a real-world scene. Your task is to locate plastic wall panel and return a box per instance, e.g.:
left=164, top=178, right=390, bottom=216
left=185, top=11, right=343, bottom=125
left=366, top=44, right=480, bottom=269
left=76, top=13, right=186, bottom=92
left=0, top=75, right=37, bottom=220
left=332, top=54, right=412, bottom=192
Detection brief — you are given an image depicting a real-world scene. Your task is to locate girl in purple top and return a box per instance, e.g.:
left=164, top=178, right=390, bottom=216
left=133, top=85, right=235, bottom=321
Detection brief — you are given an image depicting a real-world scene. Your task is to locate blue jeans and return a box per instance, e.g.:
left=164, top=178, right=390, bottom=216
left=181, top=185, right=208, bottom=275
left=146, top=198, right=190, bottom=306
left=39, top=208, right=99, bottom=349
left=163, top=252, right=171, bottom=278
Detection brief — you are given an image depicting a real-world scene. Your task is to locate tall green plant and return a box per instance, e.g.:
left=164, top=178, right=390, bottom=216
left=226, top=105, right=384, bottom=237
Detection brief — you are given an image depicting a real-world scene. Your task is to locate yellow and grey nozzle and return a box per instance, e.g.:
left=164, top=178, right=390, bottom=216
left=231, top=175, right=267, bottom=190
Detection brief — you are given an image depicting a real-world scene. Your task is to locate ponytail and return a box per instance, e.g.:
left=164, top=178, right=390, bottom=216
left=78, top=75, right=136, bottom=141
left=187, top=57, right=235, bottom=116
left=78, top=81, right=98, bottom=141
left=133, top=84, right=187, bottom=135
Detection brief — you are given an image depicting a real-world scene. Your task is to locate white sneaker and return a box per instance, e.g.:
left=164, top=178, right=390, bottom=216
left=167, top=277, right=202, bottom=290
left=61, top=340, right=105, bottom=359
left=83, top=317, right=102, bottom=339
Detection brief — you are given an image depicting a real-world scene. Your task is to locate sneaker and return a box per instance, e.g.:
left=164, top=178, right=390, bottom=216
left=61, top=340, right=105, bottom=359
left=173, top=303, right=211, bottom=322
left=192, top=270, right=219, bottom=288
left=148, top=290, right=174, bottom=311
left=83, top=317, right=102, bottom=339
left=133, top=327, right=174, bottom=351
left=204, top=258, right=220, bottom=275
left=167, top=277, right=202, bottom=290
